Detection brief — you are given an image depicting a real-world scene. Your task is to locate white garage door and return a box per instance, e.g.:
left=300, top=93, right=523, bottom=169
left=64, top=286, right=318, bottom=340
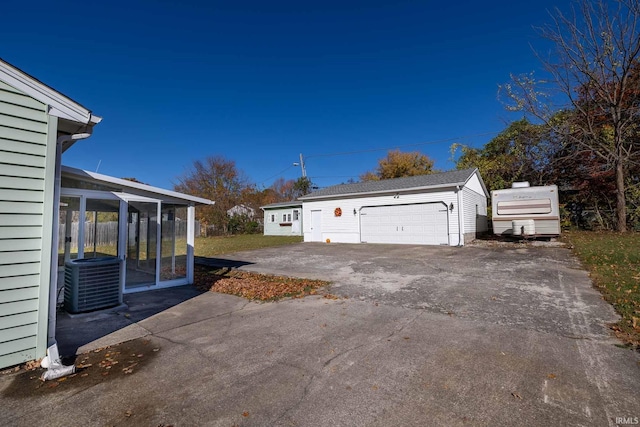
left=360, top=203, right=449, bottom=245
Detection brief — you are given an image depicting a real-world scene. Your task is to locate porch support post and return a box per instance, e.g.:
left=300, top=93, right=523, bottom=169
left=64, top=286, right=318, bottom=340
left=187, top=205, right=195, bottom=284
left=118, top=200, right=127, bottom=302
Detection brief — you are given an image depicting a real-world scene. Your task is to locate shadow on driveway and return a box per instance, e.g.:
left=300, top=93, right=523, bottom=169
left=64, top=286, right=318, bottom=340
left=56, top=285, right=204, bottom=358
left=56, top=257, right=255, bottom=357
left=194, top=256, right=254, bottom=269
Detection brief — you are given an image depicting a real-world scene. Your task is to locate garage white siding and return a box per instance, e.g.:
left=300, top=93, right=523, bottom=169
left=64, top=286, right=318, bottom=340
left=302, top=190, right=459, bottom=245
left=360, top=203, right=449, bottom=245
left=300, top=169, right=488, bottom=247
left=462, top=187, right=488, bottom=241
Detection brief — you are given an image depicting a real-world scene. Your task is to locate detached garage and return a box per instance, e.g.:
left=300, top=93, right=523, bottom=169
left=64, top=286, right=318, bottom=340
left=299, top=168, right=488, bottom=246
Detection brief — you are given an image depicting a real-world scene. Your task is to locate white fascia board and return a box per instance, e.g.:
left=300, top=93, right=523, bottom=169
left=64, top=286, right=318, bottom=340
left=298, top=182, right=464, bottom=201
left=463, top=168, right=490, bottom=197
left=0, top=59, right=99, bottom=125
left=61, top=165, right=215, bottom=205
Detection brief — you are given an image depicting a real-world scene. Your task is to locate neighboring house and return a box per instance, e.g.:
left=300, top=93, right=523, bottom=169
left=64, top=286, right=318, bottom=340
left=262, top=201, right=303, bottom=236
left=0, top=59, right=213, bottom=370
left=227, top=204, right=255, bottom=218
left=298, top=168, right=488, bottom=246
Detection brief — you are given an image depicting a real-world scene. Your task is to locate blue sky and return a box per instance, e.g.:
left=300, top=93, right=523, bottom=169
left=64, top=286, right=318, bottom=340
left=2, top=0, right=568, bottom=190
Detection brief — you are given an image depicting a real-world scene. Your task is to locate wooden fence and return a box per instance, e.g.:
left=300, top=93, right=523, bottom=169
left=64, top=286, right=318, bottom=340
left=58, top=220, right=199, bottom=251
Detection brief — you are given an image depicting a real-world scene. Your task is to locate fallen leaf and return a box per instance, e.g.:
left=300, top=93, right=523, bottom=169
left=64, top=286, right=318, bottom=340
left=547, top=373, right=556, bottom=379
left=242, top=411, right=250, bottom=417
left=512, top=392, right=522, bottom=400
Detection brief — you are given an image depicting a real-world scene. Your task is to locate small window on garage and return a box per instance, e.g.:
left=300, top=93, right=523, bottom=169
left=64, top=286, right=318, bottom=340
left=293, top=210, right=299, bottom=221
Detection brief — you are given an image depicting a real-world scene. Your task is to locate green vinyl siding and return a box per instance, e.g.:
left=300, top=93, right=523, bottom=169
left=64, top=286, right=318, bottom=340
left=263, top=207, right=303, bottom=236
left=0, top=80, right=52, bottom=368
left=0, top=274, right=40, bottom=291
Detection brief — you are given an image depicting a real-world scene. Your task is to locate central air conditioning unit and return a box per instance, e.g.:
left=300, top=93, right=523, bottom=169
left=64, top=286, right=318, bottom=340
left=64, top=257, right=122, bottom=314
left=512, top=219, right=536, bottom=237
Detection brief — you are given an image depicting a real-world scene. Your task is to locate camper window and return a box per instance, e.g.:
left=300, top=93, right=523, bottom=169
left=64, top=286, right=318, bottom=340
left=497, top=199, right=552, bottom=215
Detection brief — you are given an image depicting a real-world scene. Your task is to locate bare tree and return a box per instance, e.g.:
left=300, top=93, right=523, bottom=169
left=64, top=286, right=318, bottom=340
left=501, top=0, right=640, bottom=232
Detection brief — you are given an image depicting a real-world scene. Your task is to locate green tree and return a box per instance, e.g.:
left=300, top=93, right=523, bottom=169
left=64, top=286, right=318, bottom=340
left=452, top=118, right=557, bottom=192
left=360, top=150, right=435, bottom=181
left=293, top=176, right=313, bottom=197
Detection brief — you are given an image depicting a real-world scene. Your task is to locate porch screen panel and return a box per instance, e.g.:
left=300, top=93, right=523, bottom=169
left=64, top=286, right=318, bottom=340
left=58, top=196, right=80, bottom=266
left=160, top=204, right=187, bottom=281
left=84, top=199, right=119, bottom=259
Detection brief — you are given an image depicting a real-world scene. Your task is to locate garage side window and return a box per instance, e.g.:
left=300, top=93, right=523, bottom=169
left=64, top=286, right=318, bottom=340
left=293, top=210, right=299, bottom=221
left=269, top=214, right=276, bottom=223
left=496, top=199, right=552, bottom=215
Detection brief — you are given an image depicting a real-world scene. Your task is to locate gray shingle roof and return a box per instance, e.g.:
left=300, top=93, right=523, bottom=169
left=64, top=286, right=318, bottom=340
left=299, top=168, right=478, bottom=200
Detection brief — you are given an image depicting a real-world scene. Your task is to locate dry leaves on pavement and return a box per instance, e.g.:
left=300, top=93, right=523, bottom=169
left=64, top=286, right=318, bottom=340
left=194, top=266, right=330, bottom=301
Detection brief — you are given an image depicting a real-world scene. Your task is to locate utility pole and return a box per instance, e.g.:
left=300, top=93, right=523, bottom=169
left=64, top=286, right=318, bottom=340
left=299, top=153, right=307, bottom=178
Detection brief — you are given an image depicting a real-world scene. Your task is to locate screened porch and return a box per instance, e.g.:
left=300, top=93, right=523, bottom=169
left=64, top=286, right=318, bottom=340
left=57, top=166, right=213, bottom=295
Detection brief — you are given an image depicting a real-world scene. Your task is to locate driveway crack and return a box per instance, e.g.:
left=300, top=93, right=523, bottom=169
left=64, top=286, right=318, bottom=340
left=148, top=300, right=251, bottom=335
left=323, top=310, right=425, bottom=369
left=272, top=370, right=316, bottom=425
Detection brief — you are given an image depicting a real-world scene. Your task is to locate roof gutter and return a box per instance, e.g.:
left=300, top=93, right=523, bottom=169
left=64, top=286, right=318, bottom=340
left=456, top=185, right=463, bottom=247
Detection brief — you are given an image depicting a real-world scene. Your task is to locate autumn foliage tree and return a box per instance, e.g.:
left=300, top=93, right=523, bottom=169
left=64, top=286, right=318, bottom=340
left=501, top=0, right=640, bottom=231
left=174, top=156, right=315, bottom=235
left=174, top=155, right=250, bottom=233
left=360, top=150, right=436, bottom=181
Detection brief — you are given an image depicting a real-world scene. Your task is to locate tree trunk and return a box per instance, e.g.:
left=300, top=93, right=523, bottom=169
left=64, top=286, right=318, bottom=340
left=615, top=147, right=627, bottom=232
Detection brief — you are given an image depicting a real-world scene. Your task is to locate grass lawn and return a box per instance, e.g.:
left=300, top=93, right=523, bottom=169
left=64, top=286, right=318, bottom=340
left=195, top=234, right=303, bottom=257
left=565, top=230, right=640, bottom=345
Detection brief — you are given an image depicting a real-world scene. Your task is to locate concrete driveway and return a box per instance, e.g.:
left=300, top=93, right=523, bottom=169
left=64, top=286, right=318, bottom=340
left=2, top=243, right=639, bottom=426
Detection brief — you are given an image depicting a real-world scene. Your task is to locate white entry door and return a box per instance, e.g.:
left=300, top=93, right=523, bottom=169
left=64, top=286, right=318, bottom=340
left=310, top=210, right=322, bottom=241
left=360, top=203, right=449, bottom=245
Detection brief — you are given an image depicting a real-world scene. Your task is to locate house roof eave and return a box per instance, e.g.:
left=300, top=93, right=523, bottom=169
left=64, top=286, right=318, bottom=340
left=298, top=182, right=463, bottom=201
left=0, top=58, right=99, bottom=125
left=61, top=165, right=215, bottom=206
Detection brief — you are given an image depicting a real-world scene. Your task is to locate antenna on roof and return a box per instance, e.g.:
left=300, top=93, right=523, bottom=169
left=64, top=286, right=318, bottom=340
left=95, top=160, right=101, bottom=173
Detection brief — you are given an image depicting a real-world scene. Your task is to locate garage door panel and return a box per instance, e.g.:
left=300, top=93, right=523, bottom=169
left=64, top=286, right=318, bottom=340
left=361, top=203, right=448, bottom=245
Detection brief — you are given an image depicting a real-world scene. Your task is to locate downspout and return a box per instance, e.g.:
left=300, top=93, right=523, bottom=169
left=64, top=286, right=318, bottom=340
left=456, top=185, right=463, bottom=247
left=47, top=132, right=92, bottom=347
